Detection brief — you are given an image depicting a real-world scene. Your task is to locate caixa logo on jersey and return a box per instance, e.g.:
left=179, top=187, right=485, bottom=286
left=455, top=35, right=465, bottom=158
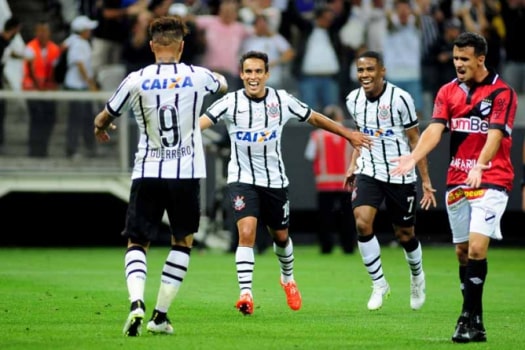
left=362, top=127, right=394, bottom=137
left=450, top=117, right=489, bottom=133
left=141, top=77, right=193, bottom=90
left=235, top=130, right=278, bottom=142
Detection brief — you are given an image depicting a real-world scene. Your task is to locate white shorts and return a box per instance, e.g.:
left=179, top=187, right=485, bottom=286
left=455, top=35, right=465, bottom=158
left=445, top=186, right=508, bottom=244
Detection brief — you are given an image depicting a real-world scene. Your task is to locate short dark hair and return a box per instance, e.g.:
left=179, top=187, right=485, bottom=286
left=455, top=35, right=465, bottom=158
left=357, top=50, right=384, bottom=67
left=4, top=17, right=20, bottom=32
left=453, top=32, right=488, bottom=56
left=240, top=50, right=269, bottom=72
left=149, top=15, right=188, bottom=45
left=314, top=5, right=333, bottom=19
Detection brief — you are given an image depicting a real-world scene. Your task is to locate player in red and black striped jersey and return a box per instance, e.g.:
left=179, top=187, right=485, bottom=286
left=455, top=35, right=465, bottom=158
left=391, top=32, right=517, bottom=343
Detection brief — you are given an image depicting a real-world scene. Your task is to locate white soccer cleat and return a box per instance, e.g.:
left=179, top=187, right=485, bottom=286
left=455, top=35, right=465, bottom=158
left=147, top=318, right=174, bottom=335
left=367, top=282, right=391, bottom=310
left=123, top=307, right=145, bottom=336
left=410, top=272, right=426, bottom=310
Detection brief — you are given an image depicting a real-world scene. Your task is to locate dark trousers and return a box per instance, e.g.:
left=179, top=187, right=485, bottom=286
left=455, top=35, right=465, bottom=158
left=317, top=191, right=356, bottom=254
left=66, top=97, right=95, bottom=157
left=0, top=97, right=5, bottom=147
left=28, top=99, right=56, bottom=157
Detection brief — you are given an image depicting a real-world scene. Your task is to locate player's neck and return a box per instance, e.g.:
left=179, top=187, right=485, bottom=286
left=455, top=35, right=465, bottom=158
left=156, top=56, right=179, bottom=63
left=154, top=49, right=181, bottom=64
left=473, top=67, right=489, bottom=85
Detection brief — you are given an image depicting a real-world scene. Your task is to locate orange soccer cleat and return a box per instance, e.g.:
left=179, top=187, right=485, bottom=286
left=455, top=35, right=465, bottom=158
left=236, top=293, right=254, bottom=315
left=280, top=278, right=302, bottom=311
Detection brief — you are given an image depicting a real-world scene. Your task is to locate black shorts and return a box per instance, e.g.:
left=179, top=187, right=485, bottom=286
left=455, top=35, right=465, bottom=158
left=123, top=178, right=201, bottom=244
left=227, top=182, right=290, bottom=230
left=352, top=174, right=416, bottom=227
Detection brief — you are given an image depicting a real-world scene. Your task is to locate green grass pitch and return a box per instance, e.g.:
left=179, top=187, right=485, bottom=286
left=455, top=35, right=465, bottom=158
left=1, top=245, right=524, bottom=349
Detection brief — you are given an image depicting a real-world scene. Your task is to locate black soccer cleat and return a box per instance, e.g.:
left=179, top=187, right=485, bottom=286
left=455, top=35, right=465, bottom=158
left=469, top=315, right=487, bottom=342
left=452, top=320, right=471, bottom=343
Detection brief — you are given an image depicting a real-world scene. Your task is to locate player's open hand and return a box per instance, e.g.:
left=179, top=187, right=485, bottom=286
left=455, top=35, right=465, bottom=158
left=94, top=123, right=117, bottom=143
left=390, top=155, right=416, bottom=176
left=465, top=163, right=489, bottom=188
left=349, top=131, right=372, bottom=150
left=420, top=181, right=437, bottom=210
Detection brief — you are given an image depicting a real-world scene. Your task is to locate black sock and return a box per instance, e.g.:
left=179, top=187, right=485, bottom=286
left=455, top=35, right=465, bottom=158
left=463, top=259, right=487, bottom=320
left=152, top=309, right=167, bottom=323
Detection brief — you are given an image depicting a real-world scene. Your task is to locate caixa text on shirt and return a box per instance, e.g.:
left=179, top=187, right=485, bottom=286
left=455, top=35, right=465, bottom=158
left=148, top=146, right=193, bottom=159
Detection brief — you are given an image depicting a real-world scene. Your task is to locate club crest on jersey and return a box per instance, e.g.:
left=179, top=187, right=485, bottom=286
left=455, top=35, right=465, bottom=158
left=480, top=99, right=492, bottom=116
left=141, top=77, right=194, bottom=90
left=267, top=103, right=280, bottom=118
left=378, top=104, right=391, bottom=120
left=233, top=195, right=246, bottom=211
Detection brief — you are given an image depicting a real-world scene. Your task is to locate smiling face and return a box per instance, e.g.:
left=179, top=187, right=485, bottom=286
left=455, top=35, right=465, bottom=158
left=240, top=57, right=269, bottom=98
left=356, top=56, right=386, bottom=99
left=453, top=45, right=485, bottom=86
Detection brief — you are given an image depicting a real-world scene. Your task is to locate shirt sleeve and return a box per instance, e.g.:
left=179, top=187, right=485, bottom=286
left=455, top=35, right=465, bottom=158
left=105, top=72, right=136, bottom=117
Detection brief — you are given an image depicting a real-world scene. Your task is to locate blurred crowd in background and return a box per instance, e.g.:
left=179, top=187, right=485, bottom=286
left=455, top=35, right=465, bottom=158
left=2, top=0, right=525, bottom=105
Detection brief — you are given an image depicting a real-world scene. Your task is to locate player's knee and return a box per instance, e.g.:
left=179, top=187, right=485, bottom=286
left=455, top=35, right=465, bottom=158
left=355, top=219, right=372, bottom=235
left=455, top=243, right=468, bottom=264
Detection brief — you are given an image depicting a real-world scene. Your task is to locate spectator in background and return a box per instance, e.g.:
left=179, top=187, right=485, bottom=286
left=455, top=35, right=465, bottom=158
left=195, top=0, right=252, bottom=97
left=241, top=14, right=294, bottom=89
left=304, top=104, right=356, bottom=254
left=64, top=15, right=99, bottom=159
left=430, top=18, right=463, bottom=90
left=23, top=20, right=61, bottom=158
left=383, top=0, right=424, bottom=119
left=519, top=138, right=525, bottom=214
left=168, top=3, right=206, bottom=65
left=0, top=16, right=22, bottom=154
left=500, top=0, right=525, bottom=94
left=455, top=0, right=504, bottom=71
left=122, top=11, right=154, bottom=74
left=419, top=0, right=444, bottom=117
left=91, top=0, right=148, bottom=80
left=148, top=0, right=173, bottom=18
left=292, top=5, right=345, bottom=111
left=239, top=0, right=282, bottom=33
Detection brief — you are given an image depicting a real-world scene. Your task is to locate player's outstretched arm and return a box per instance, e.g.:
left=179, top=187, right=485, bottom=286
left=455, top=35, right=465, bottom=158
left=307, top=111, right=372, bottom=150
left=391, top=123, right=445, bottom=176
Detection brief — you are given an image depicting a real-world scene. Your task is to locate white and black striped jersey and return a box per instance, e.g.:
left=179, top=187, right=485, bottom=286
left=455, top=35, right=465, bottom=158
left=345, top=81, right=419, bottom=184
left=106, top=62, right=221, bottom=179
left=203, top=87, right=312, bottom=188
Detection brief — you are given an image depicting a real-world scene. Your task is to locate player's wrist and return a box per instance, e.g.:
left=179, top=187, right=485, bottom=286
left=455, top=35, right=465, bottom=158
left=94, top=123, right=106, bottom=131
left=473, top=163, right=487, bottom=171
